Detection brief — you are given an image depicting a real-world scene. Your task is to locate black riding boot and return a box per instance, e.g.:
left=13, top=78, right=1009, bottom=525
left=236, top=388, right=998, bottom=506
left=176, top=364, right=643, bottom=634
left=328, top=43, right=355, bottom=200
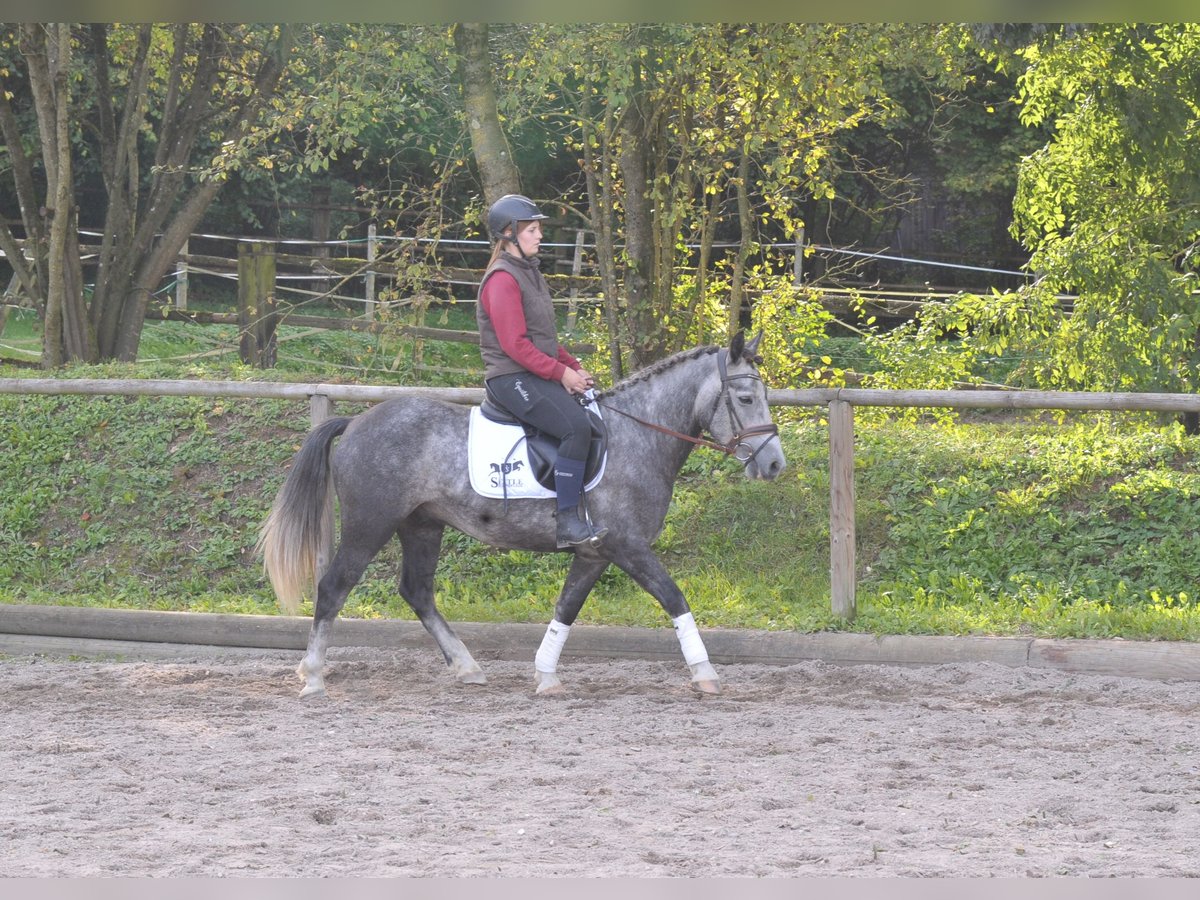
left=556, top=501, right=608, bottom=549
left=554, top=456, right=607, bottom=548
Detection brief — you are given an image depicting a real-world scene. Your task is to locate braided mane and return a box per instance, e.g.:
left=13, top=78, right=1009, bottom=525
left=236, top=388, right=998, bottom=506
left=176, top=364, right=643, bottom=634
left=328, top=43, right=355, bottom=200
left=597, top=345, right=720, bottom=399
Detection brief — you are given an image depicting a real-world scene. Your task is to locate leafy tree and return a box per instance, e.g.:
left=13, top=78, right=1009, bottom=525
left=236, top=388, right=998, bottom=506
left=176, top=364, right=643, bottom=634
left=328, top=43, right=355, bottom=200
left=864, top=24, right=1200, bottom=402
left=875, top=24, right=1200, bottom=395
left=1008, top=23, right=1200, bottom=393
left=453, top=23, right=520, bottom=206
left=495, top=23, right=912, bottom=375
left=823, top=26, right=1044, bottom=285
left=274, top=25, right=489, bottom=283
left=0, top=23, right=292, bottom=364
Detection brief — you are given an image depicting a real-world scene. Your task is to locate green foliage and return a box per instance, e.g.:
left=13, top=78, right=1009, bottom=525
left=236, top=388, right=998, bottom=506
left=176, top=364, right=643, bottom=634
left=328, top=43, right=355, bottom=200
left=502, top=23, right=926, bottom=366
left=748, top=279, right=840, bottom=388
left=0, top=387, right=310, bottom=611
left=872, top=24, right=1200, bottom=397
left=3, top=334, right=1200, bottom=642
left=860, top=288, right=1046, bottom=403
left=856, top=418, right=1200, bottom=639
left=1002, top=24, right=1200, bottom=392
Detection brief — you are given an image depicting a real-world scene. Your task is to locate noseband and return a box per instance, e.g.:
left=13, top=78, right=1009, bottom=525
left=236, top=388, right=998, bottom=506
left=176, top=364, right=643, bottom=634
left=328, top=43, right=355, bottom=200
left=713, top=350, right=781, bottom=464
left=600, top=350, right=780, bottom=464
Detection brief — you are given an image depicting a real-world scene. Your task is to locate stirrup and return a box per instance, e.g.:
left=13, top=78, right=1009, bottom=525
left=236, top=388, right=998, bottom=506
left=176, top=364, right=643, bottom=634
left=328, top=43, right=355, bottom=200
left=556, top=506, right=607, bottom=549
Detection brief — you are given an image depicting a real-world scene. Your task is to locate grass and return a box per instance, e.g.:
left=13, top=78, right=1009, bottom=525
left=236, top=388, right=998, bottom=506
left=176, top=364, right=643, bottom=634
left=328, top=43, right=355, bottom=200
left=2, top=308, right=1200, bottom=640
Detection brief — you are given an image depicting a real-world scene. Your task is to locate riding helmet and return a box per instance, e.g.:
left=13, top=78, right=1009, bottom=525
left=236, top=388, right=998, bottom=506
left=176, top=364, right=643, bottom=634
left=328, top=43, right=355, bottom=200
left=487, top=194, right=550, bottom=242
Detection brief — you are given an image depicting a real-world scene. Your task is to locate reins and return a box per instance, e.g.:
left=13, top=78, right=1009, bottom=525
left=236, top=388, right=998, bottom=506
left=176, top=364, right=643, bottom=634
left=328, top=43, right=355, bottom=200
left=598, top=401, right=736, bottom=454
left=597, top=350, right=780, bottom=463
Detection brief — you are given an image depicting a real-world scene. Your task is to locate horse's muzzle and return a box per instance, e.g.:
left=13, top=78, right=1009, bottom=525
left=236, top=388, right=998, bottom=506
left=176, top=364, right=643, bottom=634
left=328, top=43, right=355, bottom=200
left=738, top=431, right=786, bottom=481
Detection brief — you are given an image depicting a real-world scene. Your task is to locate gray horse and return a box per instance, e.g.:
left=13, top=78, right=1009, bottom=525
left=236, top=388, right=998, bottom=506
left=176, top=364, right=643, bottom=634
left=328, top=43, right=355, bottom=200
left=258, top=331, right=786, bottom=697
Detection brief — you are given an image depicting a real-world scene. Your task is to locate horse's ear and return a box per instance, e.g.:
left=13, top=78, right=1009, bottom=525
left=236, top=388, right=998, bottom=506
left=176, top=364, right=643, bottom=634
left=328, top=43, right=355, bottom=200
left=729, top=330, right=745, bottom=361
left=744, top=331, right=763, bottom=361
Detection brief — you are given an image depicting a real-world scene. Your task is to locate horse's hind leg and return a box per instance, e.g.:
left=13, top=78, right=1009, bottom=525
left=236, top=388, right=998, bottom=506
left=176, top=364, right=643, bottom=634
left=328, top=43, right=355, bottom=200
left=398, top=523, right=486, bottom=685
left=299, top=534, right=391, bottom=698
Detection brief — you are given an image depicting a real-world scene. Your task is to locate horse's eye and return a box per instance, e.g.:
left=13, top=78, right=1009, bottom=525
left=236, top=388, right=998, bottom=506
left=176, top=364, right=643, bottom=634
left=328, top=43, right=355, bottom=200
left=738, top=395, right=754, bottom=406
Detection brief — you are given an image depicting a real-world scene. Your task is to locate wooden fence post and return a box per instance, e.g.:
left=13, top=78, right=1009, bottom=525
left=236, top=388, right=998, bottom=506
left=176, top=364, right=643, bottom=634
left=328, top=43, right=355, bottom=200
left=793, top=226, right=805, bottom=287
left=829, top=398, right=857, bottom=620
left=364, top=223, right=377, bottom=321
left=311, top=185, right=331, bottom=298
left=238, top=241, right=277, bottom=368
left=175, top=239, right=189, bottom=310
left=568, top=228, right=584, bottom=331
left=309, top=392, right=334, bottom=428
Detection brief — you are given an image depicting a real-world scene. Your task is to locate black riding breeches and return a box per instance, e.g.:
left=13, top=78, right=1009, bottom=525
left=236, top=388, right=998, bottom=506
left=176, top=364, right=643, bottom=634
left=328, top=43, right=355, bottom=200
left=486, top=372, right=592, bottom=461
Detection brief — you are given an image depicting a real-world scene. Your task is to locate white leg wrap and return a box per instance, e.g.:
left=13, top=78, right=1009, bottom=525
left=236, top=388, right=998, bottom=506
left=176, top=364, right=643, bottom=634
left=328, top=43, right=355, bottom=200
left=535, top=619, right=571, bottom=674
left=672, top=612, right=710, bottom=667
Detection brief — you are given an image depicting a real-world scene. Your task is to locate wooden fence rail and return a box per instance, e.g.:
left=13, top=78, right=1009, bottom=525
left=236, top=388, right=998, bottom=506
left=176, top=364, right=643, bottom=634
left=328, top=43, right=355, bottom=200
left=4, top=377, right=1199, bottom=620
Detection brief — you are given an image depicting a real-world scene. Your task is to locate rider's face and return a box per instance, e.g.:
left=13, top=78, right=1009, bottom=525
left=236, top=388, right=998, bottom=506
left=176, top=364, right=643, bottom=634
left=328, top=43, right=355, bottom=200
left=508, top=219, right=542, bottom=257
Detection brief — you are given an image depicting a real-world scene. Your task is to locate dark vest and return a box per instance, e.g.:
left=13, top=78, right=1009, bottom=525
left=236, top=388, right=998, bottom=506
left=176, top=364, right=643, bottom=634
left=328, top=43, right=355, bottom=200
left=476, top=254, right=560, bottom=381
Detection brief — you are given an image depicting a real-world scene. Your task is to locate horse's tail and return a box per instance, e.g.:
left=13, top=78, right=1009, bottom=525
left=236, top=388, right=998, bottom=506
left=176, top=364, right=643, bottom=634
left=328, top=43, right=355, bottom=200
left=256, top=416, right=352, bottom=615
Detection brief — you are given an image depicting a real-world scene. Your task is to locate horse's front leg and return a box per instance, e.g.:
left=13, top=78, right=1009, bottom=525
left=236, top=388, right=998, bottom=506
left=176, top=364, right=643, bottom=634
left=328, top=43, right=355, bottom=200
left=533, top=554, right=610, bottom=695
left=399, top=524, right=486, bottom=685
left=609, top=543, right=721, bottom=694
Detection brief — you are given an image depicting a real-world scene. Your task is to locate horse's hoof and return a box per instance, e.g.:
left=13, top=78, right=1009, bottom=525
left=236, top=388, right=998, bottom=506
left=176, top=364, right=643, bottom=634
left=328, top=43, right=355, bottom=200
left=691, top=679, right=722, bottom=695
left=457, top=669, right=488, bottom=685
left=299, top=682, right=327, bottom=700
left=534, top=671, right=565, bottom=695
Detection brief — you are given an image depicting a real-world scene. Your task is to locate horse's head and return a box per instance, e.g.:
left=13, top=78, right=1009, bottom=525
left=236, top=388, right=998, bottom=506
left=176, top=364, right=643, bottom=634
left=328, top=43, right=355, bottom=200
left=700, top=331, right=787, bottom=481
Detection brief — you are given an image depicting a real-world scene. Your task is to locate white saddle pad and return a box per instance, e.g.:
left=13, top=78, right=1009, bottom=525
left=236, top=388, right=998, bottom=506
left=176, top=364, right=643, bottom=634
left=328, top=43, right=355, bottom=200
left=467, top=404, right=605, bottom=499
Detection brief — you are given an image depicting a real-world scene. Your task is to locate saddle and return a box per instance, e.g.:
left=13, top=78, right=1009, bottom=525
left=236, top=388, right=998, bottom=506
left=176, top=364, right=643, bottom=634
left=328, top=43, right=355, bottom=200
left=479, top=385, right=608, bottom=493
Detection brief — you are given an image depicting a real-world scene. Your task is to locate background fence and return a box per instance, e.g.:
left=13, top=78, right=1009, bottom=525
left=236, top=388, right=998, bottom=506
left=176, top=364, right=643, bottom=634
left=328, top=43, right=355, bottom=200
left=0, top=223, right=1062, bottom=364
left=5, top=375, right=1199, bottom=620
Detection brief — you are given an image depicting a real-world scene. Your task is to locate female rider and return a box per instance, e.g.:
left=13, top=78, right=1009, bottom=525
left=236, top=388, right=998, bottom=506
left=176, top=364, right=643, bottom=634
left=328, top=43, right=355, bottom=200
left=476, top=194, right=607, bottom=548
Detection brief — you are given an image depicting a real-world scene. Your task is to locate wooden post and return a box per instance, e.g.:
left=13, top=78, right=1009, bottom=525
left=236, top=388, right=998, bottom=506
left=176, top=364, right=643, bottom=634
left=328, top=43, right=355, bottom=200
left=364, top=223, right=377, bottom=321
left=238, top=241, right=277, bottom=368
left=0, top=272, right=18, bottom=336
left=793, top=226, right=805, bottom=287
left=829, top=398, right=857, bottom=620
left=175, top=239, right=189, bottom=310
left=311, top=185, right=331, bottom=298
left=309, top=393, right=334, bottom=428
left=568, top=228, right=584, bottom=331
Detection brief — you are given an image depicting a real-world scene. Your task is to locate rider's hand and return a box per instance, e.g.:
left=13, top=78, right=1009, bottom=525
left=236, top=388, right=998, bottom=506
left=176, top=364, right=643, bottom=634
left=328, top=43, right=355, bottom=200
left=561, top=367, right=589, bottom=394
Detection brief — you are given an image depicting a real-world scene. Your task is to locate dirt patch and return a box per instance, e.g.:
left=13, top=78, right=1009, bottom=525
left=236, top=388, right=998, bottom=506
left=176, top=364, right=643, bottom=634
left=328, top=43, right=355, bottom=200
left=1, top=647, right=1197, bottom=877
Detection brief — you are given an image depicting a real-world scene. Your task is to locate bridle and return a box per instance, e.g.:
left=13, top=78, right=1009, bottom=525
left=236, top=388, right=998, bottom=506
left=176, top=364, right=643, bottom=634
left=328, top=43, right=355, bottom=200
left=598, top=350, right=780, bottom=464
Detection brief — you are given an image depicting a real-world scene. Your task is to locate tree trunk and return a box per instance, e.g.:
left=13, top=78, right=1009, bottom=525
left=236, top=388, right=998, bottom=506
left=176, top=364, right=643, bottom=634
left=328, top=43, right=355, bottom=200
left=579, top=94, right=624, bottom=381
left=6, top=24, right=294, bottom=363
left=727, top=146, right=754, bottom=338
left=88, top=23, right=149, bottom=346
left=0, top=69, right=46, bottom=309
left=687, top=179, right=722, bottom=343
left=112, top=175, right=231, bottom=360
left=29, top=24, right=96, bottom=366
left=453, top=23, right=520, bottom=207
left=618, top=60, right=657, bottom=371
left=98, top=25, right=291, bottom=361
left=651, top=108, right=678, bottom=357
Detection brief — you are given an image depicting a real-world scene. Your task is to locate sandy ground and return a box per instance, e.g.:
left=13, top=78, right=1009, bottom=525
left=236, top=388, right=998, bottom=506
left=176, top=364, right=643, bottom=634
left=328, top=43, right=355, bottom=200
left=1, top=644, right=1197, bottom=878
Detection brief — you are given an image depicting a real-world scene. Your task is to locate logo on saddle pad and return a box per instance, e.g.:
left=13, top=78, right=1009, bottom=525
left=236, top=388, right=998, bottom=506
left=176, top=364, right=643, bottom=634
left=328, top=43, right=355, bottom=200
left=467, top=405, right=606, bottom=500
left=489, top=459, right=526, bottom=488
